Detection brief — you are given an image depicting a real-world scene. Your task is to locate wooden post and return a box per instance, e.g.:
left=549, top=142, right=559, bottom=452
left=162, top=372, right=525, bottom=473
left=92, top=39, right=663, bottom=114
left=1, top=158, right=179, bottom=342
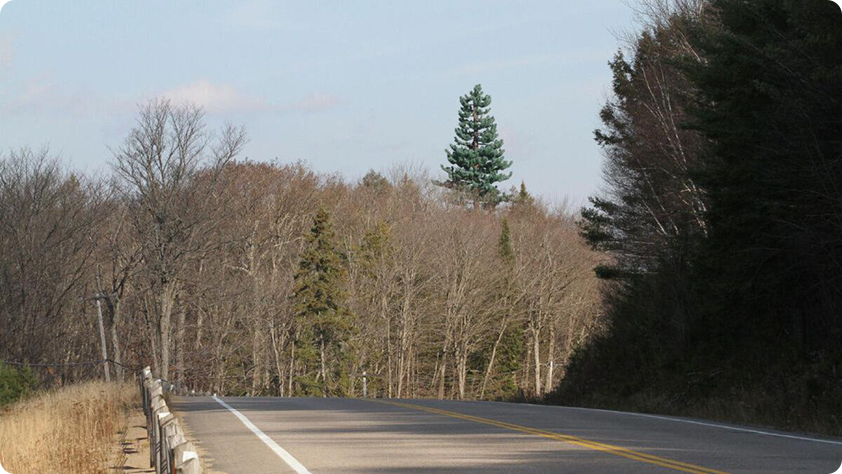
left=155, top=410, right=171, bottom=473
left=151, top=397, right=166, bottom=469
left=139, top=368, right=204, bottom=473
left=177, top=457, right=202, bottom=474
left=160, top=413, right=178, bottom=473
left=174, top=436, right=204, bottom=473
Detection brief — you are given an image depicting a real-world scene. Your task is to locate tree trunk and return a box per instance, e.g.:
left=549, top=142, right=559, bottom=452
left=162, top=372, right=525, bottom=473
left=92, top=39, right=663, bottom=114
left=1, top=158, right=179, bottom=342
left=288, top=339, right=295, bottom=395
left=480, top=318, right=508, bottom=399
left=437, top=352, right=447, bottom=400
left=159, top=281, right=178, bottom=381
left=252, top=326, right=262, bottom=395
left=386, top=313, right=393, bottom=398
left=451, top=356, right=460, bottom=400
left=176, top=307, right=186, bottom=386
left=195, top=310, right=204, bottom=349
left=545, top=323, right=556, bottom=394
left=109, top=298, right=124, bottom=381
left=95, top=299, right=111, bottom=382
left=270, top=324, right=286, bottom=396
left=397, top=320, right=409, bottom=398
left=532, top=321, right=542, bottom=397
left=413, top=349, right=419, bottom=398
left=436, top=332, right=453, bottom=400
left=405, top=343, right=413, bottom=398
left=144, top=296, right=159, bottom=375
left=396, top=280, right=413, bottom=398
left=457, top=349, right=467, bottom=400
left=563, top=306, right=580, bottom=371
left=320, top=335, right=327, bottom=385
left=213, top=342, right=225, bottom=394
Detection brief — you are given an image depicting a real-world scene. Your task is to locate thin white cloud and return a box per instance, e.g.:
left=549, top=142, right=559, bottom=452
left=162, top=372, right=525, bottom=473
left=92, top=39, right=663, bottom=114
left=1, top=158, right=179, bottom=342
left=0, top=76, right=341, bottom=119
left=158, top=79, right=341, bottom=115
left=159, top=79, right=264, bottom=113
left=20, top=76, right=52, bottom=102
left=289, top=92, right=342, bottom=112
left=0, top=74, right=124, bottom=116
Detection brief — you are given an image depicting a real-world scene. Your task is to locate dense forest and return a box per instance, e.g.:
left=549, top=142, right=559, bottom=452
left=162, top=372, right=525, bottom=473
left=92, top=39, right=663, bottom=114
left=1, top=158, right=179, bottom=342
left=0, top=96, right=602, bottom=401
left=556, top=0, right=842, bottom=435
left=1, top=0, right=840, bottom=435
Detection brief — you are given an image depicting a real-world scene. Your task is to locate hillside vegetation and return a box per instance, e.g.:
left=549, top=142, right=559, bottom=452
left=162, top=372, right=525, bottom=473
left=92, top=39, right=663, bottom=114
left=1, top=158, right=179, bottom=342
left=553, top=0, right=842, bottom=436
left=0, top=136, right=601, bottom=400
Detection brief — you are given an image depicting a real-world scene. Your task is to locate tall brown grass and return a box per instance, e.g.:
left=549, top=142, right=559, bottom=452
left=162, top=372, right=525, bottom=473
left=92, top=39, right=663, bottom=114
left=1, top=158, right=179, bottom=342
left=0, top=381, right=137, bottom=474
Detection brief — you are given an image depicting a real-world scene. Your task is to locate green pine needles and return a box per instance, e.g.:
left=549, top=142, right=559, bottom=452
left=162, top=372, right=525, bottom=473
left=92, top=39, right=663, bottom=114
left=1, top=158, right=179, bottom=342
left=441, top=84, right=512, bottom=206
left=291, top=207, right=355, bottom=396
left=292, top=208, right=347, bottom=320
left=498, top=218, right=514, bottom=265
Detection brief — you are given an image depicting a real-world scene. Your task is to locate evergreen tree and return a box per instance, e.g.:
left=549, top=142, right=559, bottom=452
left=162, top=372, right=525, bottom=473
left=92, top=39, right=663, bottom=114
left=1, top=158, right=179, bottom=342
left=441, top=84, right=512, bottom=206
left=291, top=207, right=354, bottom=395
left=513, top=181, right=536, bottom=209
left=557, top=0, right=842, bottom=426
left=496, top=324, right=524, bottom=398
left=361, top=169, right=390, bottom=194
left=498, top=218, right=514, bottom=265
left=0, top=362, right=37, bottom=407
left=359, top=221, right=393, bottom=268
left=684, top=0, right=842, bottom=356
left=479, top=217, right=524, bottom=399
left=495, top=218, right=522, bottom=397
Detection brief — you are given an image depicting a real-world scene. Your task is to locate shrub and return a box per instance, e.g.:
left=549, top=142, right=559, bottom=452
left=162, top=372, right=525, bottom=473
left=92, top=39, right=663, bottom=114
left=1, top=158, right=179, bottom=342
left=0, top=363, right=38, bottom=407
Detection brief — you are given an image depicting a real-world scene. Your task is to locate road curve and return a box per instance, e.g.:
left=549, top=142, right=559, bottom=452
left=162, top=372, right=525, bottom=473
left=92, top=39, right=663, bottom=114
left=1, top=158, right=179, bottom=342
left=174, top=396, right=841, bottom=473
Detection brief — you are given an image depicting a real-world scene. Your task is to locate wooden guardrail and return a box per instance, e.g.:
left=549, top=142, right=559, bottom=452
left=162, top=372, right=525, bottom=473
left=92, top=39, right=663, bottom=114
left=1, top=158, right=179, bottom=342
left=139, top=367, right=204, bottom=474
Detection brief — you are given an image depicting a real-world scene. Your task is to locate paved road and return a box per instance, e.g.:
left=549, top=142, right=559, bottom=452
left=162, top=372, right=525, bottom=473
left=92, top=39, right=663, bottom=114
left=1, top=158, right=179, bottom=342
left=174, top=396, right=841, bottom=473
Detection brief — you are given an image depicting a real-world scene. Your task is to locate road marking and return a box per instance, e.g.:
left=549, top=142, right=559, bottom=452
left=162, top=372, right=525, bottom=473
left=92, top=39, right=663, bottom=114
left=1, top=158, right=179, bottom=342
left=371, top=399, right=728, bottom=474
left=535, top=404, right=842, bottom=447
left=213, top=396, right=312, bottom=474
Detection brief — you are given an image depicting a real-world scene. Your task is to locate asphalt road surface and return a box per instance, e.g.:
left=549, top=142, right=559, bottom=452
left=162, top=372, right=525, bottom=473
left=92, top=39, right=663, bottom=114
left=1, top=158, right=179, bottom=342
left=174, top=396, right=841, bottom=473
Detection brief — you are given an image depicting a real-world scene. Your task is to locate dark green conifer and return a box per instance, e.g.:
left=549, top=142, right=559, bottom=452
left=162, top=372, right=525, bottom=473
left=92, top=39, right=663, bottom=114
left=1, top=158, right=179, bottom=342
left=514, top=182, right=535, bottom=208
left=498, top=218, right=514, bottom=265
left=291, top=207, right=354, bottom=395
left=361, top=169, right=390, bottom=194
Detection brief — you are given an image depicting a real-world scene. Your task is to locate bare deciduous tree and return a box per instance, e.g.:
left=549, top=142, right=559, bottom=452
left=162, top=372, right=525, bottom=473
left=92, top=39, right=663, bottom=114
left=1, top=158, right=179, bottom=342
left=112, top=99, right=246, bottom=381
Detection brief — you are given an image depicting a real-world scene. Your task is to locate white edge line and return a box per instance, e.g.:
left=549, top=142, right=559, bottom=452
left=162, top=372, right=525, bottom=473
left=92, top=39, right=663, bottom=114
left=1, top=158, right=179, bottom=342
left=511, top=402, right=842, bottom=446
left=213, top=395, right=313, bottom=474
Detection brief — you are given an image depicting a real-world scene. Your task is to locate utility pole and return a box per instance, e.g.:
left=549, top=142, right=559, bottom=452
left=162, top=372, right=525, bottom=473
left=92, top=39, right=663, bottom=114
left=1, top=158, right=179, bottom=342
left=95, top=296, right=111, bottom=382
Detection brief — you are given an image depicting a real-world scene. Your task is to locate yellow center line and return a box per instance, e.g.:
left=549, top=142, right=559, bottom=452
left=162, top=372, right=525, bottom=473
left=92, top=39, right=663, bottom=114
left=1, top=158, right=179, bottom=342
left=367, top=399, right=729, bottom=474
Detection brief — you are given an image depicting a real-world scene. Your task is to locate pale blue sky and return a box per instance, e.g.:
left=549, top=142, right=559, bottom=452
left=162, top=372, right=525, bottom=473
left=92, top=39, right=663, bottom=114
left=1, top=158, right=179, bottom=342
left=0, top=0, right=636, bottom=204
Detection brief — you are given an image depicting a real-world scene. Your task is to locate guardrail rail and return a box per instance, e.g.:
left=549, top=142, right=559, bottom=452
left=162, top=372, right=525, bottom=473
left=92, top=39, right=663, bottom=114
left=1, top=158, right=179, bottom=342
left=139, top=367, right=204, bottom=474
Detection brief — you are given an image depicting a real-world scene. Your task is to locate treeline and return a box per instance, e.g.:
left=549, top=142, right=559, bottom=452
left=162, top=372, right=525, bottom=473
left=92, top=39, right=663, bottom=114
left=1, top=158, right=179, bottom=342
left=554, top=0, right=842, bottom=434
left=0, top=101, right=601, bottom=400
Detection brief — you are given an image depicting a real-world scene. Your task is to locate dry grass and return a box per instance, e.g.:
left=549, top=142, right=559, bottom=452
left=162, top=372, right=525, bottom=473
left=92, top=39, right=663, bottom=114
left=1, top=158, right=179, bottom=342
left=0, top=381, right=137, bottom=474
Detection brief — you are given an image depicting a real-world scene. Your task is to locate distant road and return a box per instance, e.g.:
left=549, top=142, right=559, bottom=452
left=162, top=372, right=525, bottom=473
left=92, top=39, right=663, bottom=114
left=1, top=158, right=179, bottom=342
left=174, top=396, right=841, bottom=473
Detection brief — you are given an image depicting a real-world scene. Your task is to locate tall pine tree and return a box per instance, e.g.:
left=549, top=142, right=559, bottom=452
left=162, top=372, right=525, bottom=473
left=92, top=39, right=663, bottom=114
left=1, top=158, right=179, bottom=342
left=441, top=84, right=512, bottom=206
left=291, top=207, right=354, bottom=396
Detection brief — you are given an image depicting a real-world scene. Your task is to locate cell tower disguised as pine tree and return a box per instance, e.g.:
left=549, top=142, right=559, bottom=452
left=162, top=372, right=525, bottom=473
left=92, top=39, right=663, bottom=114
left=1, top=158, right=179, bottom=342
left=441, top=84, right=512, bottom=207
